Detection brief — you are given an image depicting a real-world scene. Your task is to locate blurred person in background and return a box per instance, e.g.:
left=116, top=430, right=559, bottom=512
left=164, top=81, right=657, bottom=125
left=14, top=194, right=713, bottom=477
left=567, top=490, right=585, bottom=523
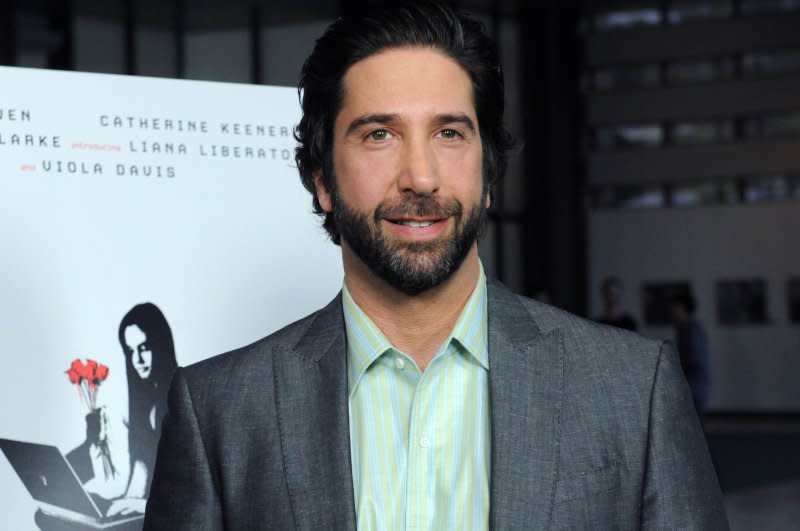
left=597, top=275, right=638, bottom=331
left=670, top=292, right=711, bottom=417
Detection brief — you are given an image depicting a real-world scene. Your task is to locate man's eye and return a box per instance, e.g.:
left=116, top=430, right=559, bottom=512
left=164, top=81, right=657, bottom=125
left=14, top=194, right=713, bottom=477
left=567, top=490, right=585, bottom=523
left=438, top=129, right=462, bottom=139
left=367, top=129, right=391, bottom=141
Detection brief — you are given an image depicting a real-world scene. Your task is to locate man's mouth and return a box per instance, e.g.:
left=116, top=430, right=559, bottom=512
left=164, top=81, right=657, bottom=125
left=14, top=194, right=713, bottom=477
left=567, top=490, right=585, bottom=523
left=383, top=216, right=449, bottom=240
left=390, top=219, right=440, bottom=228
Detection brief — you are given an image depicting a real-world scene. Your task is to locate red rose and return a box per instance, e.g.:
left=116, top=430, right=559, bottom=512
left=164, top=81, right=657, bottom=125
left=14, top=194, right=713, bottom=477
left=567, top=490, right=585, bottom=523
left=66, top=366, right=81, bottom=384
left=95, top=364, right=109, bottom=382
left=69, top=359, right=86, bottom=382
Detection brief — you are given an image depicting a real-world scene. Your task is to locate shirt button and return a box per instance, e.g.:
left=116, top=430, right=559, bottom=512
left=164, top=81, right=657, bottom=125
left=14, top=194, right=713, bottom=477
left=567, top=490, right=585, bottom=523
left=396, top=358, right=405, bottom=370
left=419, top=436, right=430, bottom=448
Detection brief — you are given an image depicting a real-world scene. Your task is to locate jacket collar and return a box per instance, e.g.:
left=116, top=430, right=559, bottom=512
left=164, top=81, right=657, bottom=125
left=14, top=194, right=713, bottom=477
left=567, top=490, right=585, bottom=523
left=487, top=279, right=564, bottom=529
left=273, top=293, right=357, bottom=530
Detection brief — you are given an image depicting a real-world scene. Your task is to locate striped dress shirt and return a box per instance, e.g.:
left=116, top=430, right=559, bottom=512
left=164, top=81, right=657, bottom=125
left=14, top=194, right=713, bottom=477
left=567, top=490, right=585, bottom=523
left=343, top=267, right=490, bottom=531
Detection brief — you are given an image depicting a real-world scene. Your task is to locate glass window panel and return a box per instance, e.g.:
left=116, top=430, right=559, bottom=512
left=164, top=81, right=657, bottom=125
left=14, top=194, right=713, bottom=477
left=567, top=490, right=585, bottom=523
left=619, top=185, right=665, bottom=209
left=742, top=50, right=800, bottom=77
left=744, top=112, right=800, bottom=140
left=788, top=174, right=800, bottom=198
left=596, top=124, right=663, bottom=149
left=666, top=60, right=715, bottom=83
left=16, top=50, right=48, bottom=68
left=16, top=12, right=58, bottom=51
left=716, top=279, right=768, bottom=326
left=718, top=180, right=740, bottom=204
left=591, top=185, right=665, bottom=209
left=671, top=181, right=720, bottom=206
left=762, top=112, right=800, bottom=139
left=668, top=0, right=732, bottom=23
left=671, top=120, right=734, bottom=144
left=741, top=0, right=800, bottom=14
left=591, top=186, right=618, bottom=209
left=594, top=64, right=660, bottom=90
left=744, top=175, right=788, bottom=202
left=666, top=58, right=734, bottom=84
left=744, top=116, right=764, bottom=138
left=595, top=7, right=662, bottom=30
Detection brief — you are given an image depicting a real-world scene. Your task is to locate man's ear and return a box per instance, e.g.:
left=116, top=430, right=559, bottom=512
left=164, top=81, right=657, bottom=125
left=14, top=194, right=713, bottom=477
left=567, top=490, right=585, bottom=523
left=313, top=171, right=333, bottom=213
left=485, top=189, right=492, bottom=210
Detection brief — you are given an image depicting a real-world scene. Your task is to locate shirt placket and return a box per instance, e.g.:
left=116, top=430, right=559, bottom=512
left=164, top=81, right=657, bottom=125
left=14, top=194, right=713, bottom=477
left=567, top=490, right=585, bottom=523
left=404, top=348, right=447, bottom=531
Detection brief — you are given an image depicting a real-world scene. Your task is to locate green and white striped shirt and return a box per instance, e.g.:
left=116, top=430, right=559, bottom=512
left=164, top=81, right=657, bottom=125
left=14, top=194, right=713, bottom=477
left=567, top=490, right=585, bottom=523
left=344, top=266, right=490, bottom=531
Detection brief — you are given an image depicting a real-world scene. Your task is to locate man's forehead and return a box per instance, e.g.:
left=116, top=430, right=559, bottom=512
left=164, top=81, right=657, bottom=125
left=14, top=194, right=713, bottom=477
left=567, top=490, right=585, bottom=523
left=337, top=46, right=477, bottom=121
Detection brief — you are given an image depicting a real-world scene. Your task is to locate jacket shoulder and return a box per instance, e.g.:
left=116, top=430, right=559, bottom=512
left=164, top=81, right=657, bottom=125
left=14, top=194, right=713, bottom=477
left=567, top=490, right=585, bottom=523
left=512, top=290, right=664, bottom=367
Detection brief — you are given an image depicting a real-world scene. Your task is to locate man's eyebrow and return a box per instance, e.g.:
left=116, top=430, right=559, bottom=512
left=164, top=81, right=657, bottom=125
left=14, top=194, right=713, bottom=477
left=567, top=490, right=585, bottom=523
left=345, top=113, right=399, bottom=136
left=434, top=113, right=476, bottom=131
left=344, top=112, right=477, bottom=136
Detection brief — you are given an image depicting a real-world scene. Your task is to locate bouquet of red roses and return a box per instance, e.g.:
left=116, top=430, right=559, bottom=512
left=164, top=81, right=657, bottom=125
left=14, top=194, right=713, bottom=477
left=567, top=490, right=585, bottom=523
left=65, top=358, right=116, bottom=479
left=66, top=359, right=110, bottom=411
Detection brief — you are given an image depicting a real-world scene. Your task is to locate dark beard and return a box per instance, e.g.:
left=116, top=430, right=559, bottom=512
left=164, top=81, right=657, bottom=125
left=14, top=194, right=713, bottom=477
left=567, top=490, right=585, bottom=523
left=332, top=188, right=486, bottom=296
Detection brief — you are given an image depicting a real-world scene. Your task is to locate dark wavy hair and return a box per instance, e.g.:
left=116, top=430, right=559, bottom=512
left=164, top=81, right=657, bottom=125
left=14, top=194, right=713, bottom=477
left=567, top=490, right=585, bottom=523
left=294, top=0, right=514, bottom=244
left=118, top=302, right=177, bottom=493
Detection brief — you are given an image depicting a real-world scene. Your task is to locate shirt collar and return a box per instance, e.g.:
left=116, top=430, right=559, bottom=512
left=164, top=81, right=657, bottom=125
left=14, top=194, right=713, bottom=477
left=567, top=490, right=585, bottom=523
left=343, top=262, right=489, bottom=394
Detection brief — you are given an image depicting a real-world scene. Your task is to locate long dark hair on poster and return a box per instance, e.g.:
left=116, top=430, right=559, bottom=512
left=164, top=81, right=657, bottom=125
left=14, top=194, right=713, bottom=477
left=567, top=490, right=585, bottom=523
left=117, top=302, right=177, bottom=495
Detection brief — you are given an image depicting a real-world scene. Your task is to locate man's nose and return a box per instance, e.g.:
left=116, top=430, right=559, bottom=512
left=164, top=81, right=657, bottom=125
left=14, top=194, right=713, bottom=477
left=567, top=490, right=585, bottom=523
left=396, top=135, right=439, bottom=195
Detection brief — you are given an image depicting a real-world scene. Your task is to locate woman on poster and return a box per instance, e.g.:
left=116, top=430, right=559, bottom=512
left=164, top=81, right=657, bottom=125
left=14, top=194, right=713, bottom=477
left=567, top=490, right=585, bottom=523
left=106, top=303, right=177, bottom=517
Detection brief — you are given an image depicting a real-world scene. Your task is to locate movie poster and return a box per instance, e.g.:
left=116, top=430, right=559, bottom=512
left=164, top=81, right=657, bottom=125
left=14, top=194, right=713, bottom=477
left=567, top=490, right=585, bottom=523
left=0, top=66, right=343, bottom=530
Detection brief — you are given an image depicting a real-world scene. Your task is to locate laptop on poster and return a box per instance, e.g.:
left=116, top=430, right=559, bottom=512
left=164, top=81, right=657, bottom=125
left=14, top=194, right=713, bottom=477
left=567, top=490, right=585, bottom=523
left=0, top=438, right=144, bottom=529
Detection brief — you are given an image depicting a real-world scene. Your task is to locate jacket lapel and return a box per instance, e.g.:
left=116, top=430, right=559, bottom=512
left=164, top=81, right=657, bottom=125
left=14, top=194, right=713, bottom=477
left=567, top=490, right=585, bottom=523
left=488, top=281, right=563, bottom=529
left=273, top=294, right=357, bottom=531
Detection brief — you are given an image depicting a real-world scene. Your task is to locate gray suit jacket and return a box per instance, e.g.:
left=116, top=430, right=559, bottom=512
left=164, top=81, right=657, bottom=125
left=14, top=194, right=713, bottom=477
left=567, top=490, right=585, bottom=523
left=144, top=280, right=728, bottom=530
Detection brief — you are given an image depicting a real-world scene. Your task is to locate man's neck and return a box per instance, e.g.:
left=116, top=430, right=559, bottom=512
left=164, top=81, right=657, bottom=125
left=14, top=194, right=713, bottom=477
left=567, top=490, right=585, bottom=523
left=342, top=244, right=481, bottom=371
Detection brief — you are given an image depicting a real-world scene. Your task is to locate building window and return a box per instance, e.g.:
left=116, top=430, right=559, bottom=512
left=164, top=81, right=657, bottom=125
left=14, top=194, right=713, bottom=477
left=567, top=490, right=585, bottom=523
left=594, top=7, right=662, bottom=30
left=594, top=64, right=660, bottom=91
left=744, top=112, right=800, bottom=140
left=666, top=58, right=735, bottom=84
left=716, top=279, right=769, bottom=326
left=668, top=0, right=733, bottom=24
left=671, top=120, right=734, bottom=144
left=743, top=174, right=789, bottom=202
left=671, top=180, right=736, bottom=206
left=593, top=185, right=666, bottom=209
left=742, top=50, right=800, bottom=77
left=596, top=124, right=663, bottom=149
left=740, top=0, right=800, bottom=14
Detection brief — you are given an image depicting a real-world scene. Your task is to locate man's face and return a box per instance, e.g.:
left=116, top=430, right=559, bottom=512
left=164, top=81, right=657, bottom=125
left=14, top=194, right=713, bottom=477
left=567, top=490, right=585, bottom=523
left=603, top=283, right=621, bottom=306
left=315, top=47, right=487, bottom=295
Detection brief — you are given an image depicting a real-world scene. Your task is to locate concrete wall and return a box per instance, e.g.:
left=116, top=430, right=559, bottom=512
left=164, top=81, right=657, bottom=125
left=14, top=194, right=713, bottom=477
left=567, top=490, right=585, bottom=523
left=589, top=203, right=800, bottom=411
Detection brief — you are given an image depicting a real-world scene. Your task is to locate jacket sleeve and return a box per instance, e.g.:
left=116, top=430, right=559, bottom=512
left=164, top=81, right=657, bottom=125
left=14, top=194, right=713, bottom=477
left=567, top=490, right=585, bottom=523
left=143, top=368, right=224, bottom=530
left=640, top=341, right=728, bottom=530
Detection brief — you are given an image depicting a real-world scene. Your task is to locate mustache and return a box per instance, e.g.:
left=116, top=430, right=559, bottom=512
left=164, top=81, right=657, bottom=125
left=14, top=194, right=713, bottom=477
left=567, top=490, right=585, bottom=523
left=374, top=195, right=463, bottom=221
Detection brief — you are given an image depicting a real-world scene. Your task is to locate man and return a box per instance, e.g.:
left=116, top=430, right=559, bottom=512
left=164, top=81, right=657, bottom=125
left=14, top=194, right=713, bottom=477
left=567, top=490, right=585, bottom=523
left=144, top=3, right=728, bottom=529
left=670, top=292, right=711, bottom=417
left=596, top=275, right=638, bottom=331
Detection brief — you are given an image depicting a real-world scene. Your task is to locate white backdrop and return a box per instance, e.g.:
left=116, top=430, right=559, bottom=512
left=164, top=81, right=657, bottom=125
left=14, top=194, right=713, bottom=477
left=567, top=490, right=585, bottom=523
left=0, top=66, right=343, bottom=529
